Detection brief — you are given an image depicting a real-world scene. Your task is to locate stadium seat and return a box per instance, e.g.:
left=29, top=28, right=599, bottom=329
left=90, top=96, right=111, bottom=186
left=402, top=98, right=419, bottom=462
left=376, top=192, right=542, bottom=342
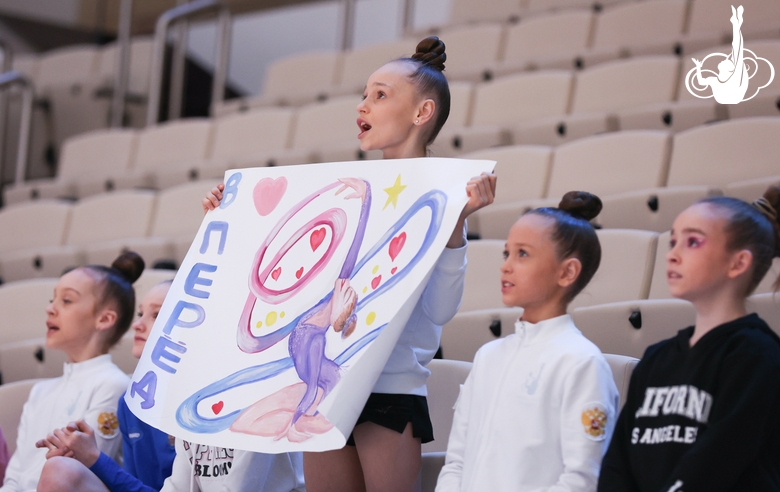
left=422, top=359, right=472, bottom=453
left=686, top=0, right=780, bottom=42
left=755, top=259, right=780, bottom=297
left=332, top=40, right=416, bottom=96
left=434, top=23, right=505, bottom=83
left=747, top=293, right=780, bottom=337
left=666, top=117, right=780, bottom=188
left=573, top=299, right=695, bottom=359
left=589, top=0, right=687, bottom=57
left=110, top=333, right=138, bottom=375
left=462, top=240, right=505, bottom=311
left=288, top=95, right=364, bottom=164
left=460, top=145, right=553, bottom=238
left=725, top=175, right=780, bottom=202
left=441, top=307, right=523, bottom=362
left=597, top=186, right=721, bottom=232
left=96, top=37, right=155, bottom=128
left=649, top=230, right=672, bottom=299
left=3, top=129, right=138, bottom=202
left=472, top=197, right=559, bottom=240
left=0, top=338, right=67, bottom=385
left=571, top=229, right=659, bottom=309
left=133, top=269, right=177, bottom=313
left=495, top=9, right=594, bottom=74
left=102, top=180, right=216, bottom=267
left=603, top=353, right=640, bottom=408
left=726, top=41, right=780, bottom=119
left=525, top=0, right=621, bottom=14
left=421, top=452, right=446, bottom=492
left=546, top=131, right=672, bottom=199
left=0, top=201, right=71, bottom=282
left=1, top=191, right=156, bottom=280
left=253, top=50, right=342, bottom=107
left=0, top=379, right=43, bottom=455
left=449, top=0, right=522, bottom=25
left=0, top=278, right=57, bottom=344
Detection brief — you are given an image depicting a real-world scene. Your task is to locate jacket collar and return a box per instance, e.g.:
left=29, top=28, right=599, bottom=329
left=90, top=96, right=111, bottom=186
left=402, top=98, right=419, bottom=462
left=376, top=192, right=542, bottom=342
left=63, top=353, right=114, bottom=377
left=514, top=314, right=575, bottom=346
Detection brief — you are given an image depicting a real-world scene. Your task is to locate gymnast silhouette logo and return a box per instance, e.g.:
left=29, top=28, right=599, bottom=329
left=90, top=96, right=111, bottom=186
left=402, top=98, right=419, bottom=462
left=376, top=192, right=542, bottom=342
left=685, top=5, right=774, bottom=104
left=175, top=174, right=446, bottom=443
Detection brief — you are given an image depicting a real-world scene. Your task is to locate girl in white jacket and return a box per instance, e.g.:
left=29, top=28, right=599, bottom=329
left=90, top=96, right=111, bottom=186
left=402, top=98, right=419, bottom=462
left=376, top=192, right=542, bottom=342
left=1, top=252, right=144, bottom=492
left=436, top=192, right=619, bottom=492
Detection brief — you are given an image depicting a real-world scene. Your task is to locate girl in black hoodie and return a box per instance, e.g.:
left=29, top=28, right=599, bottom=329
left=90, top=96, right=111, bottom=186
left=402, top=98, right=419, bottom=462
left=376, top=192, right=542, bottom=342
left=598, top=185, right=780, bottom=492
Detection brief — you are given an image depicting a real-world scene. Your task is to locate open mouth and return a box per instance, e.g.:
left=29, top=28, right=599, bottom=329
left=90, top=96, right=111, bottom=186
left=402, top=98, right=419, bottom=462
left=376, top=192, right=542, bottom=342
left=667, top=270, right=682, bottom=280
left=357, top=118, right=372, bottom=138
left=46, top=322, right=60, bottom=336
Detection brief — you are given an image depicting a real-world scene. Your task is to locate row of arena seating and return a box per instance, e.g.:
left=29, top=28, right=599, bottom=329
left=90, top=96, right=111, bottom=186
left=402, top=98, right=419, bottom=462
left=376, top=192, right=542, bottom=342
left=221, top=0, right=780, bottom=109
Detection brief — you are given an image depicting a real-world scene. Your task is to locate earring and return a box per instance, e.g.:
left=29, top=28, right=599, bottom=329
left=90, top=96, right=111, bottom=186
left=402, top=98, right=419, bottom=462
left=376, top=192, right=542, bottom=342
left=415, top=119, right=419, bottom=124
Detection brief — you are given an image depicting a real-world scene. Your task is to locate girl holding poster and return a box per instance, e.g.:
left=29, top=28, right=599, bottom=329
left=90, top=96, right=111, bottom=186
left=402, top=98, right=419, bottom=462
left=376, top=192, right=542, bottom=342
left=204, top=36, right=496, bottom=492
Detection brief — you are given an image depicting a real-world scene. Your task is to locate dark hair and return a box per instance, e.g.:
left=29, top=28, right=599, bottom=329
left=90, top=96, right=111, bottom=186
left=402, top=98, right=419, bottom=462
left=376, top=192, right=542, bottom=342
left=698, top=184, right=780, bottom=295
left=396, top=36, right=450, bottom=146
left=83, top=251, right=145, bottom=349
left=525, top=191, right=603, bottom=302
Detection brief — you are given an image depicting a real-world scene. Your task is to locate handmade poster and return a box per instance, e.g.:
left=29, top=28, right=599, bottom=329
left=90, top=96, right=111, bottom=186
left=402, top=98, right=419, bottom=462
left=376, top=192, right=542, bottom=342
left=126, top=157, right=495, bottom=453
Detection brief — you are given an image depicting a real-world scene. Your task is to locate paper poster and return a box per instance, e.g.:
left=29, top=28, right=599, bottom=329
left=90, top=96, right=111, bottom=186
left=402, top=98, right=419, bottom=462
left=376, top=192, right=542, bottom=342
left=126, top=157, right=495, bottom=453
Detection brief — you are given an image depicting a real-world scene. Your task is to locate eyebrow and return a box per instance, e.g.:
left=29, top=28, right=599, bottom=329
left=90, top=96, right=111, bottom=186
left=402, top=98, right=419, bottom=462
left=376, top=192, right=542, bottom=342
left=58, top=287, right=81, bottom=296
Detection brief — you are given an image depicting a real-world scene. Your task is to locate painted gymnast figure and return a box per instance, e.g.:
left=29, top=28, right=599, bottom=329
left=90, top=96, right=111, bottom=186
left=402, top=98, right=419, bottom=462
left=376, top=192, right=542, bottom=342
left=230, top=177, right=371, bottom=442
left=692, top=5, right=748, bottom=104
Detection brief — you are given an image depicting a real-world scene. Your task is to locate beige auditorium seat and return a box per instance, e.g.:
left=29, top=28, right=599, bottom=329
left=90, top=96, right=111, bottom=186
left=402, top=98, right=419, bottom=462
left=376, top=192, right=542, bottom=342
left=133, top=269, right=177, bottom=312
left=603, top=353, right=640, bottom=408
left=514, top=57, right=679, bottom=146
left=102, top=180, right=216, bottom=267
left=331, top=40, right=416, bottom=97
left=597, top=186, right=721, bottom=232
left=434, top=23, right=505, bottom=83
left=111, top=333, right=138, bottom=375
left=421, top=452, right=446, bottom=492
left=667, top=117, right=780, bottom=188
left=755, top=258, right=780, bottom=297
left=547, top=131, right=672, bottom=199
left=253, top=50, right=342, bottom=107
left=3, top=129, right=138, bottom=203
left=588, top=0, right=688, bottom=58
left=0, top=201, right=71, bottom=282
left=649, top=230, right=672, bottom=299
left=494, top=9, right=594, bottom=75
left=449, top=0, right=522, bottom=25
left=571, top=229, right=659, bottom=310
left=460, top=145, right=553, bottom=239
left=727, top=41, right=780, bottom=119
left=524, top=0, right=620, bottom=14
left=573, top=299, right=695, bottom=359
left=0, top=278, right=57, bottom=344
left=0, top=379, right=43, bottom=455
left=441, top=307, right=523, bottom=362
left=117, top=118, right=214, bottom=189
left=747, top=293, right=780, bottom=337
left=287, top=95, right=364, bottom=164
left=725, top=175, right=780, bottom=202
left=686, top=0, right=780, bottom=44
left=0, top=338, right=67, bottom=385
left=11, top=53, right=39, bottom=83
left=422, top=359, right=472, bottom=453
left=462, top=240, right=505, bottom=311
left=2, top=191, right=156, bottom=280
left=96, top=37, right=155, bottom=128
left=201, top=107, right=296, bottom=174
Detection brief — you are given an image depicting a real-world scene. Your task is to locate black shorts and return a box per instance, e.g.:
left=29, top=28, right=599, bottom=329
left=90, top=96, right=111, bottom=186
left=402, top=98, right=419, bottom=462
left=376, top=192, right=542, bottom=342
left=346, top=393, right=434, bottom=446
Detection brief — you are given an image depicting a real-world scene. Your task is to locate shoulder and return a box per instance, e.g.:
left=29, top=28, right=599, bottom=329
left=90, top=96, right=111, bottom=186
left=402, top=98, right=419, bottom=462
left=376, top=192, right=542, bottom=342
left=724, top=317, right=780, bottom=366
left=473, top=336, right=514, bottom=362
left=28, top=376, right=62, bottom=400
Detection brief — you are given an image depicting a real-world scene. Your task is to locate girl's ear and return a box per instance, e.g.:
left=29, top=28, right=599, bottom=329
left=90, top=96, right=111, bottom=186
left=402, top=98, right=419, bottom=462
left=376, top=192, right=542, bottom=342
left=727, top=249, right=753, bottom=280
left=415, top=98, right=435, bottom=126
left=558, top=257, right=582, bottom=288
left=95, top=308, right=118, bottom=333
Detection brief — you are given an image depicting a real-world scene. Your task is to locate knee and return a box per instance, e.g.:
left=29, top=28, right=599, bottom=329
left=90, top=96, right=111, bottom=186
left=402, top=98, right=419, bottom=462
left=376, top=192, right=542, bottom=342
left=38, top=457, right=84, bottom=492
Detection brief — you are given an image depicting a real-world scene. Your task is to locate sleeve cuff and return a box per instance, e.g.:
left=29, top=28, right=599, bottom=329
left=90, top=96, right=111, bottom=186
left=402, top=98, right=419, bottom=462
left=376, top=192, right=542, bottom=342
left=89, top=452, right=112, bottom=475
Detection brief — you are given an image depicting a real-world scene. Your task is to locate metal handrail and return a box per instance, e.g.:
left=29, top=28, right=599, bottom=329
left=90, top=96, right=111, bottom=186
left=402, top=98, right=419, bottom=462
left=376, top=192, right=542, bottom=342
left=111, top=0, right=133, bottom=128
left=0, top=70, right=34, bottom=186
left=0, top=40, right=12, bottom=185
left=146, top=0, right=231, bottom=126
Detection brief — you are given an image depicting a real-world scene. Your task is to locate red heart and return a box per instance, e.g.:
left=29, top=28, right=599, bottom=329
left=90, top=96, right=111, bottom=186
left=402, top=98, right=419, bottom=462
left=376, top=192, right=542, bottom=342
left=253, top=177, right=288, bottom=216
left=212, top=401, right=224, bottom=415
left=389, top=232, right=406, bottom=261
left=271, top=267, right=282, bottom=280
left=310, top=228, right=326, bottom=252
left=296, top=267, right=304, bottom=279
left=391, top=267, right=398, bottom=275
left=371, top=275, right=381, bottom=289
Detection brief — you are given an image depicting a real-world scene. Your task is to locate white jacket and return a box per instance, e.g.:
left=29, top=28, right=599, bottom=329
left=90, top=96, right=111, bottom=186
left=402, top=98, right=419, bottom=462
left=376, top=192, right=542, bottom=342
left=1, top=354, right=128, bottom=492
left=161, top=440, right=305, bottom=492
left=436, top=315, right=619, bottom=492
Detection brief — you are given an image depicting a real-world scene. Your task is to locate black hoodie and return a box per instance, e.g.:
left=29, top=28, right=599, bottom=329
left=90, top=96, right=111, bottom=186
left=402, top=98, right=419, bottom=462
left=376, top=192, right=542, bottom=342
left=598, top=313, right=780, bottom=491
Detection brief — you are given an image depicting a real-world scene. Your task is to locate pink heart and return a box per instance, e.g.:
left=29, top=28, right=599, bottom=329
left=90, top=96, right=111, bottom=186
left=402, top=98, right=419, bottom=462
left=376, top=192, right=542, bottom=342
left=212, top=401, right=224, bottom=415
left=310, top=228, right=326, bottom=252
left=271, top=267, right=282, bottom=281
left=371, top=275, right=382, bottom=290
left=389, top=232, right=406, bottom=261
left=391, top=267, right=398, bottom=275
left=296, top=267, right=304, bottom=279
left=253, top=177, right=288, bottom=216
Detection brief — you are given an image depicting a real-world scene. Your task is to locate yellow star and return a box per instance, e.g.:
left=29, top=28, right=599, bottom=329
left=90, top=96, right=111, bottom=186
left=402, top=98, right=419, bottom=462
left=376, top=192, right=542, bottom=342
left=383, top=174, right=407, bottom=210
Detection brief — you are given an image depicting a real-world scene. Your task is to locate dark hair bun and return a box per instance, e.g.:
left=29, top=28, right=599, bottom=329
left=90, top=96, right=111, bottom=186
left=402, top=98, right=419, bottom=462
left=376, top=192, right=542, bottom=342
left=761, top=184, right=780, bottom=257
left=111, top=251, right=145, bottom=284
left=558, top=191, right=602, bottom=222
left=412, top=36, right=446, bottom=72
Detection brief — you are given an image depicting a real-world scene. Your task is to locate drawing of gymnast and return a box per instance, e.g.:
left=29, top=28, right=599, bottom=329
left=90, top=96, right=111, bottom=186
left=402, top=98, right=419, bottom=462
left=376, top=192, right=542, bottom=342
left=691, top=5, right=749, bottom=104
left=175, top=175, right=446, bottom=444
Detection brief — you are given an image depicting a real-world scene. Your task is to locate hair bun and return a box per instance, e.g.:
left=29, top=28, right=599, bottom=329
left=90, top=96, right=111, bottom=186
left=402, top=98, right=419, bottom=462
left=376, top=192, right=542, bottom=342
left=412, top=36, right=446, bottom=71
left=759, top=184, right=780, bottom=257
left=558, top=191, right=602, bottom=222
left=111, top=251, right=145, bottom=284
